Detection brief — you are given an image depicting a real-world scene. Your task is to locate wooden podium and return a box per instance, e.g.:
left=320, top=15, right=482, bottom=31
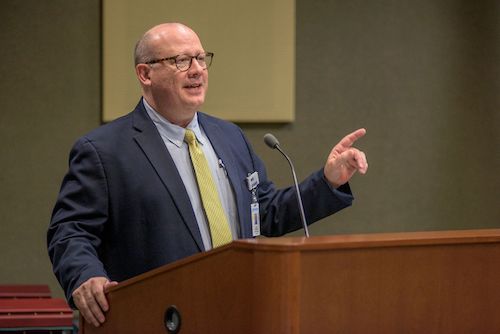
left=81, top=229, right=500, bottom=333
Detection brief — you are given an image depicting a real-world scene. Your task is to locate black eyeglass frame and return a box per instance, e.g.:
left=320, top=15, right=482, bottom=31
left=144, top=52, right=214, bottom=72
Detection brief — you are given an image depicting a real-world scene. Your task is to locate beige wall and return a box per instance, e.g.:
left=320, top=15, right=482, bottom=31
left=0, top=0, right=498, bottom=298
left=103, top=0, right=296, bottom=122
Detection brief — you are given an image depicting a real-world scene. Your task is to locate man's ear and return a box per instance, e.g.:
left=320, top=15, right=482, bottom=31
left=136, top=64, right=151, bottom=85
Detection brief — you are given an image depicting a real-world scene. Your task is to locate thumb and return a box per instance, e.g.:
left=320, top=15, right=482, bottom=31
left=104, top=280, right=119, bottom=291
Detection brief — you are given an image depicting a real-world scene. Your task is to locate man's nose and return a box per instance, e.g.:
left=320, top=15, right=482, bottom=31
left=188, top=58, right=204, bottom=75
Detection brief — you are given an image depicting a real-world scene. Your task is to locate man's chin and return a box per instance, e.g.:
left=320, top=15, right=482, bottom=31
left=184, top=97, right=205, bottom=110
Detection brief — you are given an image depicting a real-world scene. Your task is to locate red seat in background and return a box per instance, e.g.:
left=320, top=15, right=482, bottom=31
left=0, top=285, right=74, bottom=333
left=0, top=285, right=52, bottom=299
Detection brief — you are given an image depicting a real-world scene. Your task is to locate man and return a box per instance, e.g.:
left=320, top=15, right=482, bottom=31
left=47, top=23, right=368, bottom=327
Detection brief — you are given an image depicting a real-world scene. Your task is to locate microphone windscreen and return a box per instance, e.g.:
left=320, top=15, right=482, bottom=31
left=263, top=133, right=280, bottom=149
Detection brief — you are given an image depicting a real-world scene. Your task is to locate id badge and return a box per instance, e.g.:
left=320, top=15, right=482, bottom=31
left=246, top=171, right=259, bottom=191
left=251, top=202, right=261, bottom=237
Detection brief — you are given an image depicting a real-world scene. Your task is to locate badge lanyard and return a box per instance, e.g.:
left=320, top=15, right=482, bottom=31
left=246, top=172, right=260, bottom=237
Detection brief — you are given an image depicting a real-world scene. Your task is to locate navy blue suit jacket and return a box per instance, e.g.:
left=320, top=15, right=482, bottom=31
left=47, top=100, right=354, bottom=304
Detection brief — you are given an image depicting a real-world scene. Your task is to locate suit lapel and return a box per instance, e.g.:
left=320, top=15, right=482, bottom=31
left=131, top=102, right=204, bottom=251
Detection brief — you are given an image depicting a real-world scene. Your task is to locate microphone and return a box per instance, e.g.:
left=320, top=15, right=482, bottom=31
left=263, top=133, right=310, bottom=237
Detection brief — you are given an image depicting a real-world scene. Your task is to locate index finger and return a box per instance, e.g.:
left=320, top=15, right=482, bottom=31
left=338, top=128, right=366, bottom=149
left=94, top=282, right=111, bottom=312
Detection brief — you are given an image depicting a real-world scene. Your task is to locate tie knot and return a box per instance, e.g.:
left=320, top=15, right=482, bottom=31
left=184, top=129, right=196, bottom=145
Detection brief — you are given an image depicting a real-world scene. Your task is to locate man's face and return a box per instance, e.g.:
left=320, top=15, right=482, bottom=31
left=145, top=26, right=209, bottom=123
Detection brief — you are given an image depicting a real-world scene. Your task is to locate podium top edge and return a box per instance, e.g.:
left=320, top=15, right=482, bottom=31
left=107, top=229, right=500, bottom=293
left=233, top=228, right=500, bottom=251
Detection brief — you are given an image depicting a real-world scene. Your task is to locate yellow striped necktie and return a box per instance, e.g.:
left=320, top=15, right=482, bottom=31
left=184, top=129, right=232, bottom=248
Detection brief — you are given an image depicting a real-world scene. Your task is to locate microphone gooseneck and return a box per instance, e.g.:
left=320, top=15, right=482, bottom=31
left=263, top=133, right=310, bottom=238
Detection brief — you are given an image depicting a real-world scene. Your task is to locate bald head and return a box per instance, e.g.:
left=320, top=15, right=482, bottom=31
left=134, top=23, right=201, bottom=66
left=133, top=22, right=209, bottom=127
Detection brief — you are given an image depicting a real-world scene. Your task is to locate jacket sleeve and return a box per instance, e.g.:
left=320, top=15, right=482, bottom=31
left=247, top=140, right=354, bottom=237
left=47, top=137, right=109, bottom=307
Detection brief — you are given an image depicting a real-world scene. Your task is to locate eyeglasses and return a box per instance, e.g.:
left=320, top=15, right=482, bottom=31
left=145, top=52, right=214, bottom=72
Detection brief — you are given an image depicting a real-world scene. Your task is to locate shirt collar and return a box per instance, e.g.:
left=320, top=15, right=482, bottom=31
left=143, top=98, right=205, bottom=147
